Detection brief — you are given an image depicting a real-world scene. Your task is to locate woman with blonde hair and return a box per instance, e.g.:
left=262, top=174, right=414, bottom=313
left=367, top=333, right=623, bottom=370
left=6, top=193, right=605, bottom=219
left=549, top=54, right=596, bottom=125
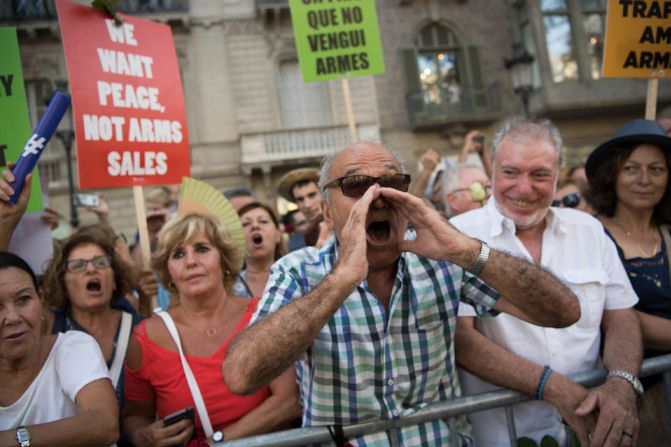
left=124, top=212, right=300, bottom=446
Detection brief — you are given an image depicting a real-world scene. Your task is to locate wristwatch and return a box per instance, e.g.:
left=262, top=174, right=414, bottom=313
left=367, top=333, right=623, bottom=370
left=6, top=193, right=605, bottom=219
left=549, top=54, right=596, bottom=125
left=607, top=369, right=644, bottom=396
left=212, top=430, right=224, bottom=443
left=15, top=426, right=31, bottom=447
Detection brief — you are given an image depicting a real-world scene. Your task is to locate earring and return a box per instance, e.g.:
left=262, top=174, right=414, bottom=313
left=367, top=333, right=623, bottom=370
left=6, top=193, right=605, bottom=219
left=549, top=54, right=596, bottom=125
left=168, top=281, right=175, bottom=289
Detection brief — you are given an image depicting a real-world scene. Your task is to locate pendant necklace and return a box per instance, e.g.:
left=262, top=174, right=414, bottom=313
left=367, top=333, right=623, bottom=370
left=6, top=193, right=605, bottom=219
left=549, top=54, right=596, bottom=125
left=613, top=221, right=659, bottom=258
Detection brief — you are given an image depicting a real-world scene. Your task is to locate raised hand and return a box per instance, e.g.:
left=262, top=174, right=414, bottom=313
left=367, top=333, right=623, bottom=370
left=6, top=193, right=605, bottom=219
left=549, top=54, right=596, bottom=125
left=0, top=163, right=31, bottom=250
left=378, top=186, right=477, bottom=267
left=420, top=148, right=440, bottom=173
left=85, top=192, right=110, bottom=223
left=332, top=183, right=382, bottom=287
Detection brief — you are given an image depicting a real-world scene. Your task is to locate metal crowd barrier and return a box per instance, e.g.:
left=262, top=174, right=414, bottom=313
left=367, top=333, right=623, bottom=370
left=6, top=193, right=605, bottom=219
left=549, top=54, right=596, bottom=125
left=217, top=354, right=671, bottom=447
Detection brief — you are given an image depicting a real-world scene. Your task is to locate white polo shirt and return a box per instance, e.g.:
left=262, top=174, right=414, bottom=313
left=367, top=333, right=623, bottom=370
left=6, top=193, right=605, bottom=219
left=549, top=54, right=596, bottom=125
left=450, top=199, right=637, bottom=446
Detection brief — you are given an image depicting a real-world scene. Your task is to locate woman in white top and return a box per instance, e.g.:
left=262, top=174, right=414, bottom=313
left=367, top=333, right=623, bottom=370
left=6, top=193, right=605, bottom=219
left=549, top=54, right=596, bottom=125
left=0, top=251, right=118, bottom=446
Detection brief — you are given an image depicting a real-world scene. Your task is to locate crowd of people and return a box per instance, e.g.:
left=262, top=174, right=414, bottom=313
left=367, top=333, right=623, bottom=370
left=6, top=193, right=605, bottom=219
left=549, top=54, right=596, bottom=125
left=0, top=116, right=669, bottom=447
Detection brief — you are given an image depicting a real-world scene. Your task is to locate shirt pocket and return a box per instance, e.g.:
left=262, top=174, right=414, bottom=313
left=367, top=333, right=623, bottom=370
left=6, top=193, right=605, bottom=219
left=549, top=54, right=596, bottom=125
left=562, top=269, right=608, bottom=331
left=414, top=301, right=445, bottom=333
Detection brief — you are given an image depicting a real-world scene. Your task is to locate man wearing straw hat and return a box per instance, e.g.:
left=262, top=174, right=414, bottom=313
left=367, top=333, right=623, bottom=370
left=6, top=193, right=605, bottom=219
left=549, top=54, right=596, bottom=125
left=277, top=167, right=330, bottom=249
left=225, top=141, right=582, bottom=446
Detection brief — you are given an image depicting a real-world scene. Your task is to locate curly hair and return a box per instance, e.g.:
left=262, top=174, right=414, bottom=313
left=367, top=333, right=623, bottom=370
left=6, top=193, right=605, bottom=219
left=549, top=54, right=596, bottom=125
left=43, top=224, right=134, bottom=309
left=587, top=144, right=671, bottom=223
left=151, top=213, right=244, bottom=295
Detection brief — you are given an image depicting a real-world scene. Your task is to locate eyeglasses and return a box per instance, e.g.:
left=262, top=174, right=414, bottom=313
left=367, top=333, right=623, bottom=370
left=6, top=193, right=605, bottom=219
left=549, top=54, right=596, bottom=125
left=551, top=192, right=581, bottom=208
left=322, top=174, right=411, bottom=198
left=64, top=255, right=112, bottom=273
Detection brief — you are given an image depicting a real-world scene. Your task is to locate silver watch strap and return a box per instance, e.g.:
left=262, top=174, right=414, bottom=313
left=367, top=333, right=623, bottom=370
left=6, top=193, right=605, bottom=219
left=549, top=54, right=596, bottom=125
left=468, top=240, right=490, bottom=276
left=607, top=369, right=644, bottom=396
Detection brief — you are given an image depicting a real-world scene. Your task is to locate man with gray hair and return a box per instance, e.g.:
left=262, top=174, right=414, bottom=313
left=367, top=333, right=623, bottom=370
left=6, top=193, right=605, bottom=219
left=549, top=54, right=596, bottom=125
left=442, top=164, right=491, bottom=217
left=224, top=141, right=581, bottom=446
left=452, top=117, right=642, bottom=446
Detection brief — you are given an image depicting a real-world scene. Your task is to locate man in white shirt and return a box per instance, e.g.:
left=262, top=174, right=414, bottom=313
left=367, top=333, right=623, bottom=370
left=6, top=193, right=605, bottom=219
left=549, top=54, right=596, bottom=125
left=451, top=117, right=642, bottom=447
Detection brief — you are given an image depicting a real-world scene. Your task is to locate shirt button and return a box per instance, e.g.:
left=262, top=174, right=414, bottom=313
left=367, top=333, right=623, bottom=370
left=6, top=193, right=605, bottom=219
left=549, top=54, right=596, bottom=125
left=387, top=378, right=394, bottom=386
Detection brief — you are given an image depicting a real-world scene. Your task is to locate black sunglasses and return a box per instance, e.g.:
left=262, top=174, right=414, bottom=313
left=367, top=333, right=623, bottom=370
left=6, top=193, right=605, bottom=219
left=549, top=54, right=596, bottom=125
left=552, top=192, right=580, bottom=208
left=323, top=174, right=411, bottom=198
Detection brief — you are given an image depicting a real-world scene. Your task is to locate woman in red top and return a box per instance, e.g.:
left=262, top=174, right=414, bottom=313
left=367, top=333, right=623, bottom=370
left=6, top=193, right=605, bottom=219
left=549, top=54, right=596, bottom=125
left=123, top=212, right=301, bottom=446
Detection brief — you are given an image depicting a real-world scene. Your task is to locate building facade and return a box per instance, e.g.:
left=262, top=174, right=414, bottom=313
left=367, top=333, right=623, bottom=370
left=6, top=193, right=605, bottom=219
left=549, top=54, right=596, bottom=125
left=3, top=0, right=670, bottom=236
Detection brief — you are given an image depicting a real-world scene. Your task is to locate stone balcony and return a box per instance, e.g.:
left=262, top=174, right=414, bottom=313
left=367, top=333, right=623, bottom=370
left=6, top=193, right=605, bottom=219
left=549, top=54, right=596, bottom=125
left=240, top=123, right=380, bottom=174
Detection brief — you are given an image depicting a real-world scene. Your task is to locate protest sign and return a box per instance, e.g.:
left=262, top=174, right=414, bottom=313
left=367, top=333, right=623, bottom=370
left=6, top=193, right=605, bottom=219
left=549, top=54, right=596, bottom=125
left=602, top=0, right=671, bottom=78
left=0, top=28, right=44, bottom=211
left=56, top=0, right=190, bottom=189
left=290, top=0, right=385, bottom=83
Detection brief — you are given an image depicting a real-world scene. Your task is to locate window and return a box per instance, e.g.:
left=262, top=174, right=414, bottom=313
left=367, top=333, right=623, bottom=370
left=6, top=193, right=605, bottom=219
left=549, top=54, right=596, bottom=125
left=415, top=23, right=462, bottom=106
left=278, top=61, right=331, bottom=128
left=541, top=0, right=577, bottom=82
left=539, top=0, right=606, bottom=83
left=581, top=0, right=606, bottom=79
left=24, top=79, right=52, bottom=127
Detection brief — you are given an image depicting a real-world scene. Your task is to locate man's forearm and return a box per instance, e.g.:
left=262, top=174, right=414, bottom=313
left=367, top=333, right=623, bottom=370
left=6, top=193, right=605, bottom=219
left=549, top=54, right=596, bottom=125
left=480, top=249, right=581, bottom=327
left=224, top=271, right=358, bottom=395
left=602, top=309, right=643, bottom=376
left=455, top=317, right=545, bottom=396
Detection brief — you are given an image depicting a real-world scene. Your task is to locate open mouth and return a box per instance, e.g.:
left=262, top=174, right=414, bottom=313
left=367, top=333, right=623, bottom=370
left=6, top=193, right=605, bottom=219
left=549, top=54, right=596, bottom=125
left=86, top=279, right=102, bottom=293
left=366, top=220, right=391, bottom=244
left=252, top=234, right=263, bottom=246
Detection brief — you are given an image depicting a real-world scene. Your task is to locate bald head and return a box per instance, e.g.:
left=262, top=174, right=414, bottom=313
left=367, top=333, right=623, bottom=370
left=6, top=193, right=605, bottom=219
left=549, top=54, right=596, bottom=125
left=319, top=142, right=406, bottom=204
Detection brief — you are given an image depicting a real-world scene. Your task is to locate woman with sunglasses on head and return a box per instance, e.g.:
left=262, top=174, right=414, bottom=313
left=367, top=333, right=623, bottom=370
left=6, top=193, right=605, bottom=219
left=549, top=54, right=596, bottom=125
left=42, top=224, right=141, bottom=446
left=586, top=119, right=671, bottom=444
left=0, top=251, right=119, bottom=446
left=234, top=202, right=287, bottom=298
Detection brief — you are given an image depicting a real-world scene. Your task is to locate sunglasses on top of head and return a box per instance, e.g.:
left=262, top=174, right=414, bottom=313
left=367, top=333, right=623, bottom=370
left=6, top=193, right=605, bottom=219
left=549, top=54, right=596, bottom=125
left=551, top=192, right=580, bottom=208
left=323, top=174, right=412, bottom=198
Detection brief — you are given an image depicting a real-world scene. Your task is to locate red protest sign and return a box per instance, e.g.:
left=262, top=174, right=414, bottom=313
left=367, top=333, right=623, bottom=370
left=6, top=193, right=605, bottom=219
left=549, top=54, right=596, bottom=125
left=56, top=0, right=190, bottom=189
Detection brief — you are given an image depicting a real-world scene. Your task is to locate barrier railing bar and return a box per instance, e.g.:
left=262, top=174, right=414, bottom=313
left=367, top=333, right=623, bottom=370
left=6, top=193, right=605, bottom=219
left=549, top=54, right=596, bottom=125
left=218, top=354, right=671, bottom=446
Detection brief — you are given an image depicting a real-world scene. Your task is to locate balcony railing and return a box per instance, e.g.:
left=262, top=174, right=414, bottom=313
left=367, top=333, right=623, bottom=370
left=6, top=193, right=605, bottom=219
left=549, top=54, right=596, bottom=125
left=406, top=82, right=502, bottom=129
left=240, top=124, right=380, bottom=171
left=255, top=0, right=289, bottom=9
left=0, top=0, right=188, bottom=23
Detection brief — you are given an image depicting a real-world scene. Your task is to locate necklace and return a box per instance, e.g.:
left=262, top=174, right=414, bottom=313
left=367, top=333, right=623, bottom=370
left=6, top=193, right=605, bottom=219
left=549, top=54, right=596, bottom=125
left=612, top=220, right=659, bottom=258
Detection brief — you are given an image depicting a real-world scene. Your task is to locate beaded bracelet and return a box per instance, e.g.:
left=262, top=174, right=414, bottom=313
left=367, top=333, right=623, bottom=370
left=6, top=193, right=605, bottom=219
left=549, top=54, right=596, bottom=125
left=535, top=365, right=553, bottom=400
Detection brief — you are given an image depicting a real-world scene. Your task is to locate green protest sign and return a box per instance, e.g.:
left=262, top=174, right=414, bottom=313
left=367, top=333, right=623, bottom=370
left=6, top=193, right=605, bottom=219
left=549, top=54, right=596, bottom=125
left=290, top=0, right=385, bottom=83
left=0, top=28, right=43, bottom=211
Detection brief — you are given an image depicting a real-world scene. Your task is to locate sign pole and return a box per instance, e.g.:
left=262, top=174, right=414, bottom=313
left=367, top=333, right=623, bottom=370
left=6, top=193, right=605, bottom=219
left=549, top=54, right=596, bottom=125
left=342, top=78, right=358, bottom=141
left=133, top=185, right=156, bottom=316
left=644, top=78, right=658, bottom=120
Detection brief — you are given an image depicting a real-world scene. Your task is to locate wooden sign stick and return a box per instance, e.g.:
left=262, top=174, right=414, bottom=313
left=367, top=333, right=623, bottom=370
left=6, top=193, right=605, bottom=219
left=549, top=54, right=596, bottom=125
left=342, top=78, right=358, bottom=141
left=133, top=185, right=157, bottom=316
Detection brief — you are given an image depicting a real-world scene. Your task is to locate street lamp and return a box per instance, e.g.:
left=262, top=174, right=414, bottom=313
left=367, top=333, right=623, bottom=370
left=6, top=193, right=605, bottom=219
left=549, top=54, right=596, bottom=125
left=504, top=43, right=535, bottom=118
left=53, top=80, right=79, bottom=228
